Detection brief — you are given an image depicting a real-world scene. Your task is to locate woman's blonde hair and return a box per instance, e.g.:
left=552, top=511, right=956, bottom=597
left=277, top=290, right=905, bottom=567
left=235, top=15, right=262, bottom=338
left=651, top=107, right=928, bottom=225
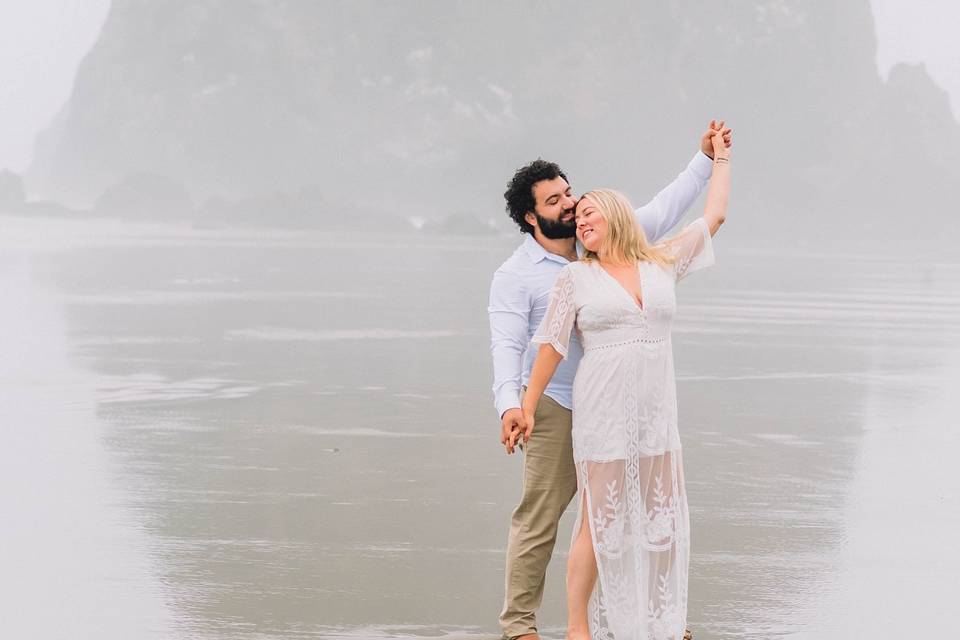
left=579, top=189, right=673, bottom=266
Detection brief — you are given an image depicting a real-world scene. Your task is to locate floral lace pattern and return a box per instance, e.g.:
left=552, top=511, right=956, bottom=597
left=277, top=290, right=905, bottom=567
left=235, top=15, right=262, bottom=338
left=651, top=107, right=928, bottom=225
left=580, top=456, right=690, bottom=640
left=533, top=219, right=713, bottom=640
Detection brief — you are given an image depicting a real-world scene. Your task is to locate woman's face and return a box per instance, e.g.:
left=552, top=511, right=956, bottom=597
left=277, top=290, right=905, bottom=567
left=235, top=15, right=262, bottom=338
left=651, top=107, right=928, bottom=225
left=575, top=197, right=607, bottom=253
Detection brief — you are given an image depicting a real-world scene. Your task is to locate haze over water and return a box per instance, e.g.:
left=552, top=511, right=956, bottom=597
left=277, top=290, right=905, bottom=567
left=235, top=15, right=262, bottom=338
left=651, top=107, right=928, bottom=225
left=1, top=214, right=957, bottom=639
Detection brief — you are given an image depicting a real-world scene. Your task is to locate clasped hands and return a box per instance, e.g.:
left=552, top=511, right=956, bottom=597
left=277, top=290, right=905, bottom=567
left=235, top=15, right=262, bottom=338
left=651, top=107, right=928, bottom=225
left=701, top=119, right=732, bottom=159
left=500, top=406, right=535, bottom=454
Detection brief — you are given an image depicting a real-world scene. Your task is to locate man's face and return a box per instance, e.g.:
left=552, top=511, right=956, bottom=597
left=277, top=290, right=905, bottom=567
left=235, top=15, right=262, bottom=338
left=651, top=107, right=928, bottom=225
left=526, top=176, right=577, bottom=239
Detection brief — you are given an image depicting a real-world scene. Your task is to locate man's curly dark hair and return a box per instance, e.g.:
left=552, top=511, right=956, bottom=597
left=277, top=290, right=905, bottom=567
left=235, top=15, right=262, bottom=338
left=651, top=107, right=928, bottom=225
left=503, top=159, right=568, bottom=234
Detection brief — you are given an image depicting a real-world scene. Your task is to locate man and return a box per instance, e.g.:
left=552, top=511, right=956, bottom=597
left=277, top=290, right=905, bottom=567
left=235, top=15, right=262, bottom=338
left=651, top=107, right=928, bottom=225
left=488, top=122, right=732, bottom=640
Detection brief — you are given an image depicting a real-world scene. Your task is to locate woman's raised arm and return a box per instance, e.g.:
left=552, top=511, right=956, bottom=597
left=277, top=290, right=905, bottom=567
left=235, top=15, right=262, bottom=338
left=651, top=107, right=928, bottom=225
left=703, top=128, right=731, bottom=236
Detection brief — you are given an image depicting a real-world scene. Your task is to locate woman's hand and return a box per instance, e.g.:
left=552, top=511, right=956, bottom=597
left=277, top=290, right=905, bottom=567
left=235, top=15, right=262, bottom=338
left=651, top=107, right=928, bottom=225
left=504, top=424, right=522, bottom=454
left=711, top=124, right=731, bottom=160
left=521, top=407, right=536, bottom=444
left=700, top=119, right=732, bottom=159
left=504, top=403, right=536, bottom=453
left=503, top=406, right=533, bottom=454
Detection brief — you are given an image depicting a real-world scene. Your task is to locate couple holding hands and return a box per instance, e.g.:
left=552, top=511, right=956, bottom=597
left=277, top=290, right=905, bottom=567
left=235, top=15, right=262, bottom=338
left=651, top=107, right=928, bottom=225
left=488, top=121, right=732, bottom=640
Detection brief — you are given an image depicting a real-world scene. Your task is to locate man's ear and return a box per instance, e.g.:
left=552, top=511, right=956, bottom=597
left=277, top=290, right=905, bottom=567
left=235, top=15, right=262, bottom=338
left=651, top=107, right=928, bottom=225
left=524, top=211, right=537, bottom=229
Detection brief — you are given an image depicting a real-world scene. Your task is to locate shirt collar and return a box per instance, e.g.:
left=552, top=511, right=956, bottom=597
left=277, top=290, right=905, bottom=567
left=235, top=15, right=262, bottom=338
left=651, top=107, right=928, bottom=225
left=523, top=234, right=583, bottom=265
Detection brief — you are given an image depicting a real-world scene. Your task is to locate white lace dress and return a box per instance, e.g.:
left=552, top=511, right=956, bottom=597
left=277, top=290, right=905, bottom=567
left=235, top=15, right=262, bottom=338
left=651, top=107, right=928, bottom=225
left=531, top=218, right=715, bottom=640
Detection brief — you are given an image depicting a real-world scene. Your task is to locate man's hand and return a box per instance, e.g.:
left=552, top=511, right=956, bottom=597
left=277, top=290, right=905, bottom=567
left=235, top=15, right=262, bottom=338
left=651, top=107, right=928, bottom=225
left=501, top=408, right=523, bottom=454
left=700, top=119, right=732, bottom=159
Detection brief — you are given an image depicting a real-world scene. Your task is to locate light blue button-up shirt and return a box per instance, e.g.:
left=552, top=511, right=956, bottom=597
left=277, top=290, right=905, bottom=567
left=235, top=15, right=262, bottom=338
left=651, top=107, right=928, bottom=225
left=488, top=151, right=713, bottom=418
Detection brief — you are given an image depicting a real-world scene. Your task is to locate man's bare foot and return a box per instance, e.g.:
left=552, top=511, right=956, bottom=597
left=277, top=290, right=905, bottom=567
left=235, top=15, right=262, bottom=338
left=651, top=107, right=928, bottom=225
left=564, top=631, right=590, bottom=640
left=683, top=628, right=693, bottom=640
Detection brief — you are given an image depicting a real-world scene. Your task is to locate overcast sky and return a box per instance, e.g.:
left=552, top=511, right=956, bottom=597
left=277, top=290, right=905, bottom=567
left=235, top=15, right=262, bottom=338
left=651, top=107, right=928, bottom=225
left=0, top=0, right=109, bottom=173
left=0, top=1, right=957, bottom=174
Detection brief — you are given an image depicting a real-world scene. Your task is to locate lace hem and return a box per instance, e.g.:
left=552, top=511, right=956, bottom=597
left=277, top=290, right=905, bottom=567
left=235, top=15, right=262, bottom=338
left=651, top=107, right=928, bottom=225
left=530, top=334, right=569, bottom=359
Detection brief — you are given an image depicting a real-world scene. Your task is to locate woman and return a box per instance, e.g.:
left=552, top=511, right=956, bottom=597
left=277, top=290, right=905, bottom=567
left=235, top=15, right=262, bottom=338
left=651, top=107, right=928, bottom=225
left=516, top=129, right=729, bottom=640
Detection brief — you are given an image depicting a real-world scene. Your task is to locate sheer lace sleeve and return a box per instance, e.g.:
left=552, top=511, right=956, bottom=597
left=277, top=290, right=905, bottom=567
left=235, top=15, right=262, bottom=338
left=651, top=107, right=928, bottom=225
left=660, top=217, right=715, bottom=282
left=531, top=264, right=577, bottom=359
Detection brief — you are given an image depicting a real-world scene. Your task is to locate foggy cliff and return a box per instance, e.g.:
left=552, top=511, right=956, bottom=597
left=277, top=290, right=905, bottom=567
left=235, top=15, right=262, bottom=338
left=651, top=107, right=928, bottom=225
left=25, top=0, right=960, bottom=245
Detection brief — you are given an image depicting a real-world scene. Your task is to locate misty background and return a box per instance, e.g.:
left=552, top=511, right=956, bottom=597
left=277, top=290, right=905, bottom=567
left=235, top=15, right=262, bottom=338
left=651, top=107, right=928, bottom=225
left=1, top=2, right=958, bottom=640
left=2, top=0, right=960, bottom=242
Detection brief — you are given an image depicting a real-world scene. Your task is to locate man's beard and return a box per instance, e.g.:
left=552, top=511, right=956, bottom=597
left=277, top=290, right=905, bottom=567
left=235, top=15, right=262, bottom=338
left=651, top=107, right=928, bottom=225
left=535, top=212, right=577, bottom=239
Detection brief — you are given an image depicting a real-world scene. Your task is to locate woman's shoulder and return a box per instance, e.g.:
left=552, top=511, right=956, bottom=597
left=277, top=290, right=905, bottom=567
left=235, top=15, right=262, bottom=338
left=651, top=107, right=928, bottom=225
left=564, top=260, right=597, bottom=281
left=568, top=259, right=598, bottom=273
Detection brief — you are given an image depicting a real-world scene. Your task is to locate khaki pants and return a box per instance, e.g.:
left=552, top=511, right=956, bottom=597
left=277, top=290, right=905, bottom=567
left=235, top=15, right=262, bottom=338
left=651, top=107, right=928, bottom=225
left=499, top=392, right=578, bottom=638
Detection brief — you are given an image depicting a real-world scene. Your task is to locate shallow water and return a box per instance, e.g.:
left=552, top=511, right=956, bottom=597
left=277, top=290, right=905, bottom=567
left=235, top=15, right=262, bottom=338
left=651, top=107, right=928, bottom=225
left=1, top=216, right=958, bottom=639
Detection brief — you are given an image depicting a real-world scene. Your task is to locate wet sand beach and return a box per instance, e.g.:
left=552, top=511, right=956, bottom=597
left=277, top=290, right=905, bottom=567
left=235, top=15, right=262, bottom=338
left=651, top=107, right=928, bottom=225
left=1, top=215, right=958, bottom=639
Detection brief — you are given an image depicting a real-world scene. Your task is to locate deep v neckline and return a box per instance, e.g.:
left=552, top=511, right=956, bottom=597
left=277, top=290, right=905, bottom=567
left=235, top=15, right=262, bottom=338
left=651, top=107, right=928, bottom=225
left=598, top=261, right=645, bottom=312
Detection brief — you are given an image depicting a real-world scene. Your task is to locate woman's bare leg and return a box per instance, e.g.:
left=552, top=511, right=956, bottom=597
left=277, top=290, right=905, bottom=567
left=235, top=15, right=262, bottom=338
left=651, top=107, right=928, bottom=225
left=566, top=491, right=597, bottom=640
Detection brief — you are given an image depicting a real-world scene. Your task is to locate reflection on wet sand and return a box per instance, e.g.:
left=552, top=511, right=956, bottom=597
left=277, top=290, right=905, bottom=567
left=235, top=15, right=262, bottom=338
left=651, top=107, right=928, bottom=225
left=2, top=216, right=957, bottom=639
left=792, top=354, right=960, bottom=640
left=0, top=262, right=173, bottom=639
